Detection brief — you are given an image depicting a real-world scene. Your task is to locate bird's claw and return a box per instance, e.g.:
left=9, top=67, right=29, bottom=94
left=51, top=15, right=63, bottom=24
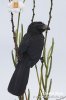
left=40, top=57, right=44, bottom=63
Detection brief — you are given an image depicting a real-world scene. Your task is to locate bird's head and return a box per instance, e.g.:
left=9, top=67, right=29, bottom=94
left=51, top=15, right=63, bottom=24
left=27, top=22, right=50, bottom=34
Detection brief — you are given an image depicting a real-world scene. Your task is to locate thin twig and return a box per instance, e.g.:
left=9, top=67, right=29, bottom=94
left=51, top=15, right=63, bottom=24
left=11, top=12, right=18, bottom=58
left=11, top=12, right=15, bottom=33
left=45, top=0, right=53, bottom=45
left=31, top=0, right=35, bottom=22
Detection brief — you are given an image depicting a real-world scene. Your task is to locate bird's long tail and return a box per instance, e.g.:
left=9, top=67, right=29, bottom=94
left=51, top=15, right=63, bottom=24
left=8, top=61, right=30, bottom=96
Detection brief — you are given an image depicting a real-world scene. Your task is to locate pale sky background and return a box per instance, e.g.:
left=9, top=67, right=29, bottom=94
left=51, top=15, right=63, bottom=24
left=0, top=0, right=66, bottom=100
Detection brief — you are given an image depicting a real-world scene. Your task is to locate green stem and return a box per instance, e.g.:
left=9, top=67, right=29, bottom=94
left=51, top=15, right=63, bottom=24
left=44, top=65, right=48, bottom=100
left=17, top=11, right=21, bottom=35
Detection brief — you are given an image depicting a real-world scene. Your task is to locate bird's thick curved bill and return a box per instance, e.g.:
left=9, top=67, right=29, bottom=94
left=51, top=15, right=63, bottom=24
left=43, top=25, right=50, bottom=30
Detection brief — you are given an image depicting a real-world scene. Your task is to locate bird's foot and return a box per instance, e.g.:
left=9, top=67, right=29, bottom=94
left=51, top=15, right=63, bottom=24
left=40, top=57, right=44, bottom=63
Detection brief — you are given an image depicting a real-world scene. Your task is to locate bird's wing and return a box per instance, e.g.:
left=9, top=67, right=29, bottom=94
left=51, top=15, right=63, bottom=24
left=18, top=34, right=31, bottom=56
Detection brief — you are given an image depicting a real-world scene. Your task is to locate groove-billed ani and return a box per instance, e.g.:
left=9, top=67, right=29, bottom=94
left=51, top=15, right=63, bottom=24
left=8, top=22, right=50, bottom=96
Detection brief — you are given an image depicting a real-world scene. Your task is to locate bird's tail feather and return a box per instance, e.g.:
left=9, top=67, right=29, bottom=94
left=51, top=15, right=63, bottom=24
left=8, top=61, right=30, bottom=96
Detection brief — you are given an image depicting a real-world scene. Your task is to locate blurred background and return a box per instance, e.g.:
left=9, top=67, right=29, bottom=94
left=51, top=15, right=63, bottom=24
left=0, top=0, right=66, bottom=100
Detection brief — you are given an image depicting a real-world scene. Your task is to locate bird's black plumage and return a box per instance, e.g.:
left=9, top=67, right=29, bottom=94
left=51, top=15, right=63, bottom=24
left=8, top=22, right=50, bottom=96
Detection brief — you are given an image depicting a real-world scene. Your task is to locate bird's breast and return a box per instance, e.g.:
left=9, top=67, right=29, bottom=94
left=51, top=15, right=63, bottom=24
left=27, top=35, right=44, bottom=60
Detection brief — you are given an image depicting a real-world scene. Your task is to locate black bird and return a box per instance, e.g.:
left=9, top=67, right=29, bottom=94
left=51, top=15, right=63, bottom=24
left=8, top=22, right=50, bottom=96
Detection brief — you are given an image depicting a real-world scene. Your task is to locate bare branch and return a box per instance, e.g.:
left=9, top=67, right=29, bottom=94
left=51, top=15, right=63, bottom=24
left=11, top=12, right=18, bottom=58
left=31, top=0, right=35, bottom=22
left=45, top=0, right=53, bottom=45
